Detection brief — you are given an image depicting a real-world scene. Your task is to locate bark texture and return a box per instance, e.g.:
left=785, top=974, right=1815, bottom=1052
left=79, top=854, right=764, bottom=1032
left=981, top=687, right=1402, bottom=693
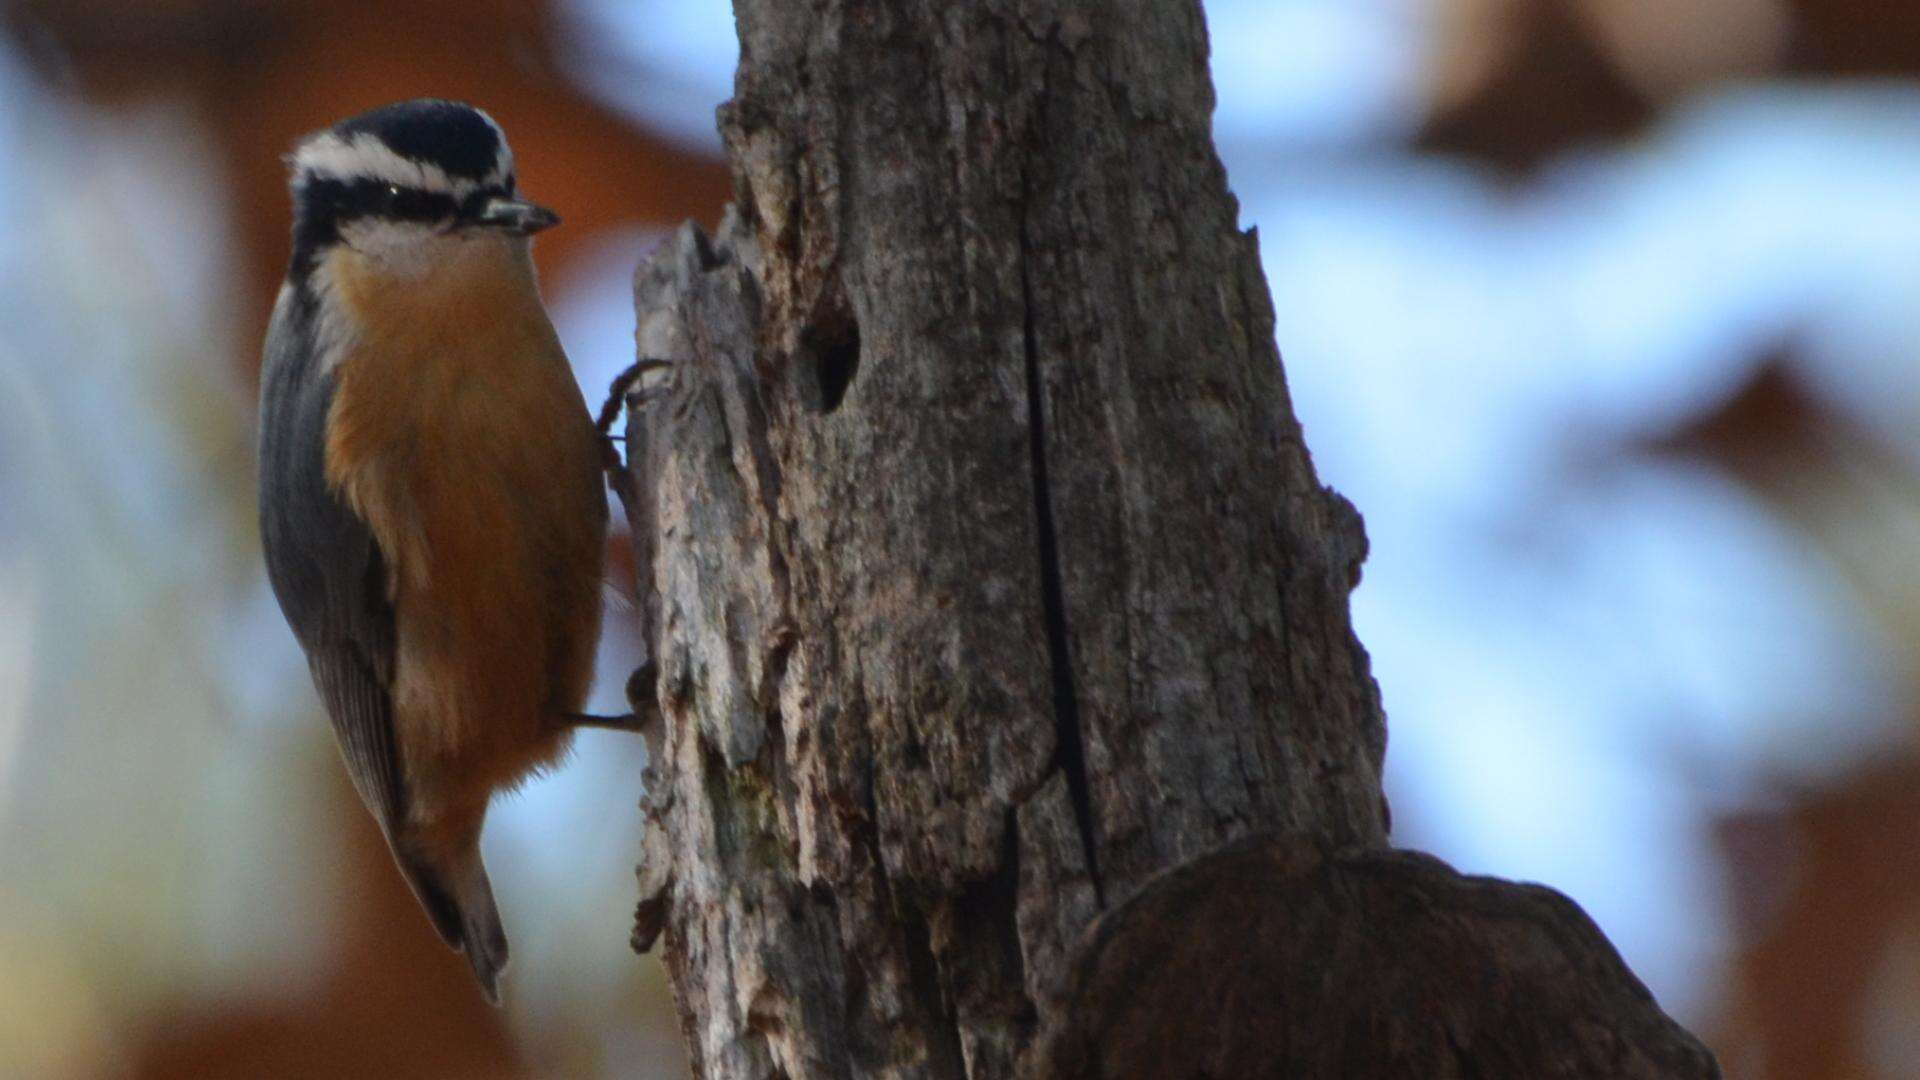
left=1034, top=835, right=1720, bottom=1079
left=617, top=2, right=1714, bottom=1077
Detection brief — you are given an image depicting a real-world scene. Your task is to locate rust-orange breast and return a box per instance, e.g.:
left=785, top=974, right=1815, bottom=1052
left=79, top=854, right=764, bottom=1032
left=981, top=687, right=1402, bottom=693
left=318, top=238, right=606, bottom=796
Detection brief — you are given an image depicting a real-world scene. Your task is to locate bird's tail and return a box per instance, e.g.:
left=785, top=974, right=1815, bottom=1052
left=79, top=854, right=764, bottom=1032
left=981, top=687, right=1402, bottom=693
left=398, top=843, right=510, bottom=1004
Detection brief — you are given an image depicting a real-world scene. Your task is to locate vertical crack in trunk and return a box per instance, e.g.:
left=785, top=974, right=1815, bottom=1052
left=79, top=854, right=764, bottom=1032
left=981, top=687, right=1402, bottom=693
left=899, top=902, right=968, bottom=1079
left=1019, top=196, right=1106, bottom=909
left=629, top=5, right=1716, bottom=1073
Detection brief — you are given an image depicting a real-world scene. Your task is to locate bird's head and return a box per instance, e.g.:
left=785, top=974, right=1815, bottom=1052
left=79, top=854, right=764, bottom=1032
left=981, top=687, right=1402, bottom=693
left=286, top=99, right=557, bottom=280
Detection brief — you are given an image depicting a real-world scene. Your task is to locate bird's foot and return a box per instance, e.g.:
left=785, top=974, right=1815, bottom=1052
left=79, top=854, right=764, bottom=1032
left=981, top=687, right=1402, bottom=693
left=596, top=358, right=677, bottom=437
left=563, top=711, right=653, bottom=733
left=562, top=660, right=662, bottom=735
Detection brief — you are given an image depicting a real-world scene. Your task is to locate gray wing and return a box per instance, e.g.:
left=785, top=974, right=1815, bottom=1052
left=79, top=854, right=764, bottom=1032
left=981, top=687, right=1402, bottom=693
left=257, top=285, right=474, bottom=952
left=257, top=285, right=407, bottom=836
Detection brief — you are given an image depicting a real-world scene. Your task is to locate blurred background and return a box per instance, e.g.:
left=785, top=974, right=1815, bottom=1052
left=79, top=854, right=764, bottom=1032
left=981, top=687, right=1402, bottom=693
left=0, top=0, right=1913, bottom=1076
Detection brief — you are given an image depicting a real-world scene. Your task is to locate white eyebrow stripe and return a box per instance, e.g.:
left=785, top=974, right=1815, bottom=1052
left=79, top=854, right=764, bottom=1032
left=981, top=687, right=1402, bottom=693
left=293, top=131, right=484, bottom=198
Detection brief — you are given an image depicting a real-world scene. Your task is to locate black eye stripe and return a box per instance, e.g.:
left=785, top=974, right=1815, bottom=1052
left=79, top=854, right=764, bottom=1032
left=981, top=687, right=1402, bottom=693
left=288, top=173, right=514, bottom=278
left=297, top=177, right=461, bottom=222
left=386, top=186, right=448, bottom=220
left=342, top=179, right=455, bottom=222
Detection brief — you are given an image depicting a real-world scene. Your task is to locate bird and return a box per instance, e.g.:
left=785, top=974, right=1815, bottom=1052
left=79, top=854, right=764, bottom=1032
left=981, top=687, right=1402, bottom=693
left=257, top=99, right=620, bottom=1003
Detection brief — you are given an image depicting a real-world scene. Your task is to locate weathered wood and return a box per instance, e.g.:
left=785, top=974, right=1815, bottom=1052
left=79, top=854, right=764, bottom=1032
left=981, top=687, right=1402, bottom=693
left=1031, top=834, right=1720, bottom=1079
left=618, top=2, right=1711, bottom=1077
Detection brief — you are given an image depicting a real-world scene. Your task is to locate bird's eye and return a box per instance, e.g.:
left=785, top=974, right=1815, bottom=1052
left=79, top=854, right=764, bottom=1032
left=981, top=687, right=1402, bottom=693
left=384, top=183, right=403, bottom=205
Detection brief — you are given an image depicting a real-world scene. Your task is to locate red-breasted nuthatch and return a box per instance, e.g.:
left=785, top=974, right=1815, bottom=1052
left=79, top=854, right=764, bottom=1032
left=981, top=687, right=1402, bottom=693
left=257, top=99, right=616, bottom=1002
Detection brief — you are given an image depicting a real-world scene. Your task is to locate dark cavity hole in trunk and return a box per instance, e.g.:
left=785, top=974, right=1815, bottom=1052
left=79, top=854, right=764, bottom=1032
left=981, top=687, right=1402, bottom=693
left=800, top=318, right=861, bottom=413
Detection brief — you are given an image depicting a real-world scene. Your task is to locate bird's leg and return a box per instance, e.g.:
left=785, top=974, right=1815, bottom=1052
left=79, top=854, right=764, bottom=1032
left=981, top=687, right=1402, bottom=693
left=561, top=660, right=661, bottom=734
left=564, top=712, right=653, bottom=733
left=589, top=364, right=674, bottom=755
left=596, top=359, right=676, bottom=438
left=595, top=360, right=674, bottom=469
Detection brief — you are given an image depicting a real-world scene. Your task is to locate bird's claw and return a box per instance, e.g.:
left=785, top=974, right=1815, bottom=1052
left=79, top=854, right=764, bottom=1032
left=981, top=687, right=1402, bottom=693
left=596, top=358, right=677, bottom=438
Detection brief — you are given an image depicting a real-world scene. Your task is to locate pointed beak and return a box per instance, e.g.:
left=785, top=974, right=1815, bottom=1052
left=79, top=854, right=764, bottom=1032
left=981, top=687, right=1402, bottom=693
left=474, top=197, right=560, bottom=235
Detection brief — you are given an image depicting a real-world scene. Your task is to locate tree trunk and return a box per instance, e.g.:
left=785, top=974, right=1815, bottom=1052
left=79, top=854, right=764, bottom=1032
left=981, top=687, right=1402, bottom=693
left=616, top=2, right=1719, bottom=1077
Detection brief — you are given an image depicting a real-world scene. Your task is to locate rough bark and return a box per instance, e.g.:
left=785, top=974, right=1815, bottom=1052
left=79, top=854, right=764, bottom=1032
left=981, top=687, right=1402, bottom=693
left=1033, top=835, right=1720, bottom=1079
left=615, top=2, right=1715, bottom=1077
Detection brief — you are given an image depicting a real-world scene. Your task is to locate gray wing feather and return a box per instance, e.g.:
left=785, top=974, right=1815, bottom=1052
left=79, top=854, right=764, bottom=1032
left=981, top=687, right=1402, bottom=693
left=257, top=286, right=408, bottom=835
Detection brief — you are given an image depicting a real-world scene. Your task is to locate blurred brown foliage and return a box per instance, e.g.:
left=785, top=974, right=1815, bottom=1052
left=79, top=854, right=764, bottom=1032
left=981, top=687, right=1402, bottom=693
left=1653, top=361, right=1920, bottom=1079
left=128, top=774, right=528, bottom=1080
left=1, top=0, right=731, bottom=379
left=1408, top=9, right=1920, bottom=1065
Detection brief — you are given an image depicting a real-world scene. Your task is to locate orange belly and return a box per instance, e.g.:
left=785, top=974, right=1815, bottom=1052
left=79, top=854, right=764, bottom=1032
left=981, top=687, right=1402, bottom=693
left=319, top=236, right=607, bottom=827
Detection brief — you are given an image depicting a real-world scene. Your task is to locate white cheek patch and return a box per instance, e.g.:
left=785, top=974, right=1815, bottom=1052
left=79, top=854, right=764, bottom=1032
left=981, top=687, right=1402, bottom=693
left=336, top=218, right=456, bottom=279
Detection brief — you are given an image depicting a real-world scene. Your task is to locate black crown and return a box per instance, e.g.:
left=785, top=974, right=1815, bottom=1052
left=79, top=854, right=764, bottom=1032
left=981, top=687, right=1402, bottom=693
left=335, top=99, right=504, bottom=182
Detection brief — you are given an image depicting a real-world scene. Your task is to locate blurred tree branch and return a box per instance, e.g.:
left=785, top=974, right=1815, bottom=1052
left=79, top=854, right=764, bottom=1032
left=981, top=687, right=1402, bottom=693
left=615, top=1, right=1720, bottom=1076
